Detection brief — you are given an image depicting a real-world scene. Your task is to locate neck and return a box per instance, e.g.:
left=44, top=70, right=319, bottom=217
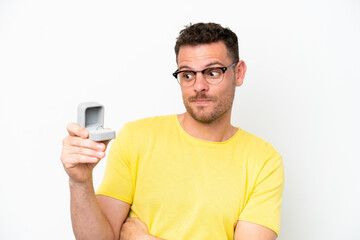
left=177, top=112, right=238, bottom=142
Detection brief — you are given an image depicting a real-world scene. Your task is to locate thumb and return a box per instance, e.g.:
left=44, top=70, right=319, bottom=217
left=67, top=122, right=89, bottom=138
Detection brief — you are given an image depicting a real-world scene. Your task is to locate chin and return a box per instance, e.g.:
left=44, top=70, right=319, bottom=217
left=188, top=109, right=225, bottom=124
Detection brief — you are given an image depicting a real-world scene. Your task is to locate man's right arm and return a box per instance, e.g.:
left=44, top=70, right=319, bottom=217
left=61, top=123, right=130, bottom=240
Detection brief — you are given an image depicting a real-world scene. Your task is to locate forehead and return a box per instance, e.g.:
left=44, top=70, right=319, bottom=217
left=177, top=41, right=231, bottom=69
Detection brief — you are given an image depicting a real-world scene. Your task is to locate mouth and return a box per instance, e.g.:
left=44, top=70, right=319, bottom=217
left=188, top=93, right=215, bottom=105
left=190, top=99, right=212, bottom=106
left=193, top=99, right=211, bottom=102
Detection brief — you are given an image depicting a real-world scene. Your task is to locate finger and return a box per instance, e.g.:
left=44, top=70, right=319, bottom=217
left=63, top=153, right=100, bottom=165
left=67, top=122, right=88, bottom=138
left=124, top=218, right=148, bottom=231
left=65, top=136, right=105, bottom=151
left=65, top=145, right=106, bottom=159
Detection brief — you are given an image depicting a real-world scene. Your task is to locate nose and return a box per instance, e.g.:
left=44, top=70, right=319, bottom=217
left=193, top=72, right=209, bottom=92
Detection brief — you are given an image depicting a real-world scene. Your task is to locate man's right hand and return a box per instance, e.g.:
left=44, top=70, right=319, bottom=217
left=60, top=122, right=110, bottom=184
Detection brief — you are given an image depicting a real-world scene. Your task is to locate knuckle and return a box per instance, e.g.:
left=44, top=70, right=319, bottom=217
left=76, top=147, right=84, bottom=154
left=67, top=122, right=81, bottom=136
left=70, top=136, right=83, bottom=147
left=95, top=142, right=102, bottom=149
left=87, top=140, right=98, bottom=150
left=79, top=154, right=89, bottom=162
left=63, top=136, right=76, bottom=148
left=79, top=147, right=92, bottom=157
left=70, top=154, right=82, bottom=164
left=62, top=161, right=73, bottom=169
left=62, top=137, right=69, bottom=146
left=60, top=153, right=70, bottom=164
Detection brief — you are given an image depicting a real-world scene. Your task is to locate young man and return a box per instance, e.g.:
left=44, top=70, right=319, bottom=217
left=61, top=23, right=284, bottom=240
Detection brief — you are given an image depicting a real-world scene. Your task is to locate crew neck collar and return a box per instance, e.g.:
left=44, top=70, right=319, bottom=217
left=173, top=114, right=242, bottom=144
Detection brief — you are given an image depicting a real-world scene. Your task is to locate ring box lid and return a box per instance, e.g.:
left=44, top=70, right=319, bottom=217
left=77, top=102, right=105, bottom=130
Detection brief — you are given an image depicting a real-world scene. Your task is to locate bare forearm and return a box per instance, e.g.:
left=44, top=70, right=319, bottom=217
left=70, top=178, right=114, bottom=240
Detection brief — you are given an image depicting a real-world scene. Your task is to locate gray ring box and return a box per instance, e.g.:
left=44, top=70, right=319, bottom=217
left=77, top=102, right=116, bottom=141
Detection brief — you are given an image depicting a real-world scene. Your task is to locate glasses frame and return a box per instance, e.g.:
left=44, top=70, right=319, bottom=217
left=172, top=62, right=238, bottom=87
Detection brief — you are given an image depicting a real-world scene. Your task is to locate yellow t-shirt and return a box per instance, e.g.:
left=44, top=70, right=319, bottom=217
left=96, top=115, right=284, bottom=240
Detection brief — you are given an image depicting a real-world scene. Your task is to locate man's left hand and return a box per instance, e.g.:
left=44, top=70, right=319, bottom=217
left=120, top=217, right=163, bottom=240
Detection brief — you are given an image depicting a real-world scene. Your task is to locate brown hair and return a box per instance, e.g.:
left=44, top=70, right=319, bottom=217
left=174, top=22, right=239, bottom=63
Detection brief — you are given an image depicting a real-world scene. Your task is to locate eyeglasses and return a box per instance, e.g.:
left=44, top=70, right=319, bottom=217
left=172, top=62, right=237, bottom=87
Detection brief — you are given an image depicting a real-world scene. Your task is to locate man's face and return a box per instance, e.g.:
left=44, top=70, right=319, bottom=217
left=177, top=41, right=245, bottom=123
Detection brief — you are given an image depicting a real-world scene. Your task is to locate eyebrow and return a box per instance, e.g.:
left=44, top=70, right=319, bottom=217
left=177, top=61, right=225, bottom=71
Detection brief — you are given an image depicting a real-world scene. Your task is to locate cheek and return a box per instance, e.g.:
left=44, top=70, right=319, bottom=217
left=180, top=88, right=190, bottom=99
left=216, top=85, right=236, bottom=103
left=217, top=84, right=234, bottom=97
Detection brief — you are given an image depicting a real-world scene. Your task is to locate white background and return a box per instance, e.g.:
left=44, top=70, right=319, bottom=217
left=0, top=0, right=359, bottom=239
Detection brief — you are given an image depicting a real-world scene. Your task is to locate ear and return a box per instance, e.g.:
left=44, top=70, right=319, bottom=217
left=235, top=60, right=247, bottom=87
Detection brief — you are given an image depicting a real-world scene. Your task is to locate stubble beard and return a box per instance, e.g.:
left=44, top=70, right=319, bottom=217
left=183, top=88, right=236, bottom=124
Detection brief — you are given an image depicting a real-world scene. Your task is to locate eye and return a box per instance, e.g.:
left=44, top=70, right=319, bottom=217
left=181, top=72, right=195, bottom=81
left=205, top=69, right=222, bottom=78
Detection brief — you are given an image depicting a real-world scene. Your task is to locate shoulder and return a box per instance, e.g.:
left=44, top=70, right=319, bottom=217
left=236, top=130, right=284, bottom=195
left=238, top=129, right=280, bottom=155
left=236, top=129, right=283, bottom=168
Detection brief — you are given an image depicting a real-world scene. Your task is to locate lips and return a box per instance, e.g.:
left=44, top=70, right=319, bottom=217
left=193, top=99, right=211, bottom=102
left=189, top=98, right=213, bottom=107
left=188, top=93, right=214, bottom=102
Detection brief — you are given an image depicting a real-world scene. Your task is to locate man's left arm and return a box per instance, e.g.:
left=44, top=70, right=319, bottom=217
left=120, top=218, right=164, bottom=240
left=235, top=154, right=284, bottom=240
left=234, top=220, right=277, bottom=240
left=120, top=218, right=277, bottom=240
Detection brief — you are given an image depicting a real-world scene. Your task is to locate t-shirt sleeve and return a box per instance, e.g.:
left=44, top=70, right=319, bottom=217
left=238, top=154, right=284, bottom=236
left=96, top=124, right=134, bottom=204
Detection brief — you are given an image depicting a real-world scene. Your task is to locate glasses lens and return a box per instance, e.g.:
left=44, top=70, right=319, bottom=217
left=204, top=68, right=223, bottom=84
left=179, top=71, right=195, bottom=86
